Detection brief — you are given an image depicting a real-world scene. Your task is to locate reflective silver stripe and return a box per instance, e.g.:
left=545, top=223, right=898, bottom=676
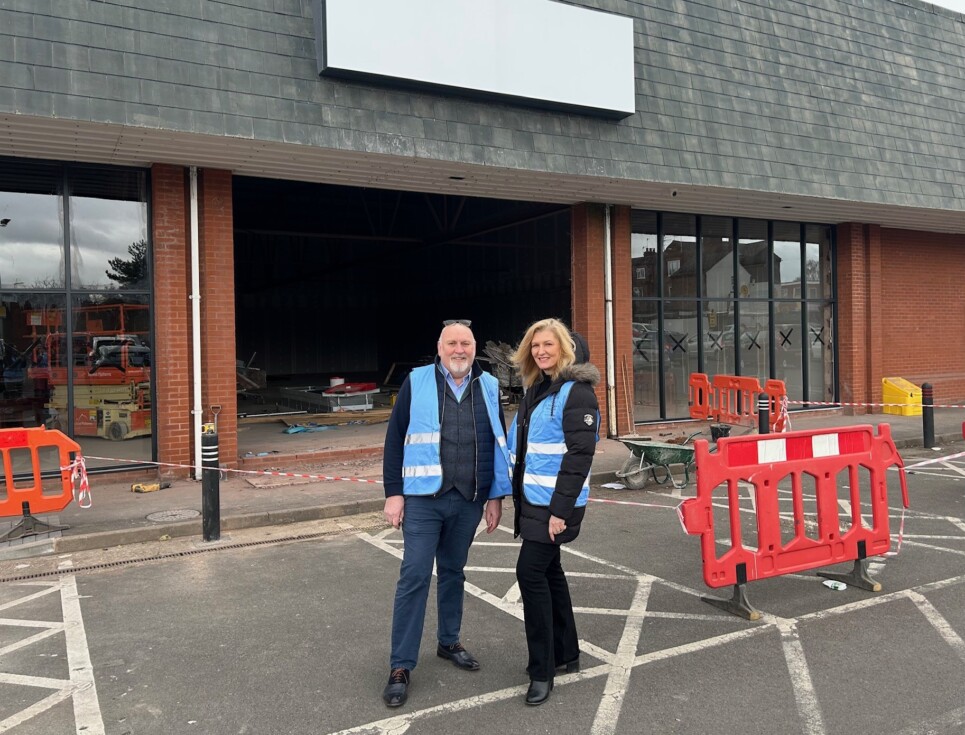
left=403, top=464, right=443, bottom=478
left=523, top=472, right=558, bottom=487
left=405, top=432, right=440, bottom=445
left=811, top=434, right=840, bottom=457
left=527, top=442, right=567, bottom=454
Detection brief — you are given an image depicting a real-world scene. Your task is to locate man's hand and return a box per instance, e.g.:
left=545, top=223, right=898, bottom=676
left=485, top=498, right=503, bottom=533
left=384, top=495, right=404, bottom=529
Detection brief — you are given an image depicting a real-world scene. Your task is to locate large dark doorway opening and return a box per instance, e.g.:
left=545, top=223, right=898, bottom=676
left=233, top=177, right=570, bottom=408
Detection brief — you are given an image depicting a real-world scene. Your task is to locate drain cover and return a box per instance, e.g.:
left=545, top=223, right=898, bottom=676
left=146, top=509, right=201, bottom=523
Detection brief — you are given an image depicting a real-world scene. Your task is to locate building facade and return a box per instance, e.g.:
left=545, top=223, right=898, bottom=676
left=0, top=0, right=963, bottom=474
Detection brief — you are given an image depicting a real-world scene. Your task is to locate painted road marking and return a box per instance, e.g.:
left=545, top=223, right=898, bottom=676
left=0, top=572, right=105, bottom=734
left=349, top=498, right=965, bottom=735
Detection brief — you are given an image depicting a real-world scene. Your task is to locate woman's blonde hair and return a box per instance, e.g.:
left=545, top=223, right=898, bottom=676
left=511, top=318, right=576, bottom=389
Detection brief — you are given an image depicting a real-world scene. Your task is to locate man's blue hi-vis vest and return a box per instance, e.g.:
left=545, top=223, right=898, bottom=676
left=402, top=365, right=511, bottom=498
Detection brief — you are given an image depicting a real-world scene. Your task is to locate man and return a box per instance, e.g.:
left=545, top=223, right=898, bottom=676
left=381, top=320, right=511, bottom=708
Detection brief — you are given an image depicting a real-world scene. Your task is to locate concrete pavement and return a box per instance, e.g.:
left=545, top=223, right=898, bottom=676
left=2, top=407, right=963, bottom=561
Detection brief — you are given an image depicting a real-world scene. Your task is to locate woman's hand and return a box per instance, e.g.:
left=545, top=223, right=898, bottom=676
left=485, top=498, right=503, bottom=533
left=548, top=514, right=567, bottom=542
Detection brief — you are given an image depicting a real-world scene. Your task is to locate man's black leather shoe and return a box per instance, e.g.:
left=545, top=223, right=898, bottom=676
left=437, top=642, right=480, bottom=671
left=525, top=679, right=553, bottom=706
left=382, top=667, right=409, bottom=707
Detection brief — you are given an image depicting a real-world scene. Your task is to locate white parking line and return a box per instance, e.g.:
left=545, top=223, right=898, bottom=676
left=907, top=591, right=965, bottom=663
left=590, top=577, right=652, bottom=735
left=894, top=705, right=965, bottom=735
left=61, top=574, right=105, bottom=734
left=0, top=573, right=105, bottom=735
left=777, top=620, right=827, bottom=735
left=350, top=506, right=965, bottom=735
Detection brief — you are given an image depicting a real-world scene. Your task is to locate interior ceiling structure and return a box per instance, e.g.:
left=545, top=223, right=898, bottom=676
left=232, top=176, right=566, bottom=247
left=4, top=113, right=964, bottom=234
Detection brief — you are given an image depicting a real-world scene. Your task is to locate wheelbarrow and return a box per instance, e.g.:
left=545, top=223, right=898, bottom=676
left=614, top=432, right=701, bottom=490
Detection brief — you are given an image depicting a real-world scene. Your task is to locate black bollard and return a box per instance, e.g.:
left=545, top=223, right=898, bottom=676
left=922, top=383, right=935, bottom=448
left=202, top=427, right=221, bottom=542
left=758, top=395, right=770, bottom=435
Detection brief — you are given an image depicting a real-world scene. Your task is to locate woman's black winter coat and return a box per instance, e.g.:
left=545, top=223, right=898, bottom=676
left=512, top=362, right=600, bottom=544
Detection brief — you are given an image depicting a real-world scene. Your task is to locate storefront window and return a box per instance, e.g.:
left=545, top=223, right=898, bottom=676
left=773, top=222, right=804, bottom=399
left=0, top=164, right=66, bottom=289
left=69, top=168, right=149, bottom=290
left=631, top=212, right=659, bottom=419
left=68, top=296, right=152, bottom=461
left=0, top=293, right=68, bottom=474
left=806, top=224, right=834, bottom=403
left=665, top=299, right=697, bottom=417
left=631, top=209, right=835, bottom=423
left=0, top=159, right=152, bottom=473
left=661, top=214, right=695, bottom=299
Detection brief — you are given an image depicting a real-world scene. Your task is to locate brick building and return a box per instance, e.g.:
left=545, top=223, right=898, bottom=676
left=0, top=0, right=962, bottom=475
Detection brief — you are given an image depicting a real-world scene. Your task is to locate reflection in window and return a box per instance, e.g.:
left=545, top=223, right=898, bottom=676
left=0, top=292, right=66, bottom=426
left=701, top=216, right=733, bottom=300
left=631, top=210, right=835, bottom=424
left=737, top=219, right=768, bottom=299
left=662, top=214, right=696, bottom=299
left=806, top=224, right=832, bottom=299
left=631, top=210, right=657, bottom=300
left=69, top=168, right=149, bottom=290
left=631, top=212, right=659, bottom=419
left=664, top=300, right=698, bottom=418
left=69, top=296, right=152, bottom=451
left=773, top=222, right=802, bottom=292
left=0, top=177, right=66, bottom=289
left=0, top=159, right=153, bottom=472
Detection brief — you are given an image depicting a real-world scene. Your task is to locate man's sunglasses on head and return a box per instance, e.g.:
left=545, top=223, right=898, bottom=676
left=443, top=319, right=472, bottom=327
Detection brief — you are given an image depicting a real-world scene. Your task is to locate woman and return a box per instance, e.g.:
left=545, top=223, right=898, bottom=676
left=508, top=318, right=599, bottom=706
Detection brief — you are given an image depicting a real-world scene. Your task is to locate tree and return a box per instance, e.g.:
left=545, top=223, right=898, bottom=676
left=105, top=239, right=148, bottom=288
left=805, top=258, right=821, bottom=284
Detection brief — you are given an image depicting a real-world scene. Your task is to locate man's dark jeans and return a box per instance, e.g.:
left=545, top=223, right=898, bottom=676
left=390, top=490, right=485, bottom=670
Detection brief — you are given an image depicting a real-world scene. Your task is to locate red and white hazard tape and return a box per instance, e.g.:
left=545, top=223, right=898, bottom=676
left=61, top=456, right=92, bottom=508
left=83, top=455, right=383, bottom=486
left=786, top=399, right=965, bottom=409
left=904, top=449, right=965, bottom=470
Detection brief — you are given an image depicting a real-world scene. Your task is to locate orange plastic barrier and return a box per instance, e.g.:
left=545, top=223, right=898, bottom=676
left=0, top=426, right=81, bottom=518
left=712, top=374, right=761, bottom=426
left=688, top=373, right=788, bottom=432
left=679, top=424, right=909, bottom=590
left=688, top=373, right=714, bottom=420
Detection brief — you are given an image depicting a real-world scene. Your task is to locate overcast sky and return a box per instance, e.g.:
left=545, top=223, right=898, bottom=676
left=926, top=0, right=965, bottom=13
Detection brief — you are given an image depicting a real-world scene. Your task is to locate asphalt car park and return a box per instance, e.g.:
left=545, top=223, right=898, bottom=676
left=0, top=442, right=963, bottom=734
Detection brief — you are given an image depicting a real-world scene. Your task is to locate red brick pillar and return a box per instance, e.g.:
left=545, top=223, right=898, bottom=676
left=198, top=169, right=238, bottom=465
left=836, top=223, right=881, bottom=414
left=571, top=203, right=610, bottom=435
left=151, top=164, right=192, bottom=471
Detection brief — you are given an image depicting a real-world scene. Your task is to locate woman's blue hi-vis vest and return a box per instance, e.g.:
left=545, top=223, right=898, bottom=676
left=508, top=381, right=597, bottom=507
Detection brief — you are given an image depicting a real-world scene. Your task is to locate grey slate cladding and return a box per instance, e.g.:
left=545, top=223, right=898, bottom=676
left=0, top=0, right=963, bottom=210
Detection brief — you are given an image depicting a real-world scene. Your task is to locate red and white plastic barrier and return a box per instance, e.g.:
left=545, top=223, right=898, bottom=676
left=678, top=424, right=909, bottom=589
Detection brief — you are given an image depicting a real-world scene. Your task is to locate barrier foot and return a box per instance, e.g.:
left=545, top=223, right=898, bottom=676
left=817, top=559, right=881, bottom=593
left=701, top=583, right=762, bottom=621
left=0, top=502, right=69, bottom=543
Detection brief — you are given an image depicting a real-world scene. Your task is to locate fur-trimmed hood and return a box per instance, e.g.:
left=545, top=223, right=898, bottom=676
left=557, top=361, right=601, bottom=387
